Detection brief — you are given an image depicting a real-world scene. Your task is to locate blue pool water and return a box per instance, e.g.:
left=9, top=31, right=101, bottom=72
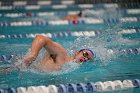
left=0, top=3, right=140, bottom=93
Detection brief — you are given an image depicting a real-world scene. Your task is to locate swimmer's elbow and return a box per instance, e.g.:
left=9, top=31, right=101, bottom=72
left=35, top=34, right=46, bottom=40
left=35, top=34, right=52, bottom=45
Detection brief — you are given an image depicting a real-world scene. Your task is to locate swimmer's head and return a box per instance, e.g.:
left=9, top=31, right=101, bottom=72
left=74, top=48, right=96, bottom=64
left=78, top=11, right=82, bottom=17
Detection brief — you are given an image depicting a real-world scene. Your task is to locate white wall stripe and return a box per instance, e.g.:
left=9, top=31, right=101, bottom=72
left=5, top=13, right=23, bottom=18
left=71, top=32, right=80, bottom=36
left=37, top=1, right=51, bottom=5
left=10, top=21, right=32, bottom=26
left=118, top=29, right=136, bottom=34
left=68, top=11, right=79, bottom=15
left=61, top=1, right=75, bottom=5
left=89, top=31, right=96, bottom=36
left=104, top=3, right=118, bottom=8
left=84, top=19, right=104, bottom=24
left=52, top=5, right=67, bottom=9
left=78, top=31, right=84, bottom=36
left=48, top=20, right=69, bottom=25
left=13, top=1, right=27, bottom=6
left=25, top=5, right=40, bottom=10
left=83, top=31, right=91, bottom=36
left=127, top=9, right=140, bottom=14
left=0, top=35, right=5, bottom=38
left=0, top=6, right=12, bottom=10
left=78, top=4, right=94, bottom=8
left=120, top=17, right=138, bottom=22
left=37, top=12, right=55, bottom=16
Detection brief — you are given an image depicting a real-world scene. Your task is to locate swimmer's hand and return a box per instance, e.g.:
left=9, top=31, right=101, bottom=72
left=23, top=55, right=36, bottom=66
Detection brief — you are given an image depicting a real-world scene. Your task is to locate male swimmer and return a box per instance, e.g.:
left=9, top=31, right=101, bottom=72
left=23, top=35, right=95, bottom=72
left=64, top=9, right=98, bottom=21
left=64, top=11, right=82, bottom=21
left=0, top=35, right=95, bottom=73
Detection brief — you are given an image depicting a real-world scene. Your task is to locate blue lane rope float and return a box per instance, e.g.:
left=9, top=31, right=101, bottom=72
left=0, top=28, right=140, bottom=39
left=0, top=79, right=139, bottom=93
left=58, top=84, right=67, bottom=93
left=86, top=82, right=96, bottom=92
left=67, top=83, right=77, bottom=93
left=132, top=79, right=140, bottom=88
left=0, top=48, right=139, bottom=63
left=0, top=17, right=139, bottom=27
left=0, top=31, right=98, bottom=39
left=1, top=9, right=139, bottom=18
left=121, top=48, right=140, bottom=55
left=0, top=55, right=15, bottom=63
left=118, top=28, right=140, bottom=34
left=126, top=9, right=140, bottom=14
left=76, top=83, right=86, bottom=92
left=7, top=88, right=17, bottom=93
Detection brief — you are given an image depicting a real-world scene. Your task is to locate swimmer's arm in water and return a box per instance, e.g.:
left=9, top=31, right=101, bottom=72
left=24, top=35, right=67, bottom=67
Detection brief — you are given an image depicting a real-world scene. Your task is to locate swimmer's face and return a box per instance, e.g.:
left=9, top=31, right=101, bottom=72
left=75, top=50, right=93, bottom=64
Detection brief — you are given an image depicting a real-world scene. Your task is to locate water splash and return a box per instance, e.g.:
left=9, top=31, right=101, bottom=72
left=22, top=59, right=80, bottom=76
left=46, top=60, right=80, bottom=75
left=12, top=48, right=80, bottom=75
left=67, top=22, right=139, bottom=66
left=11, top=8, right=139, bottom=73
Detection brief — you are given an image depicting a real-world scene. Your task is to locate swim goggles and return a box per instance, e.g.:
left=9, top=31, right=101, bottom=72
left=79, top=48, right=96, bottom=63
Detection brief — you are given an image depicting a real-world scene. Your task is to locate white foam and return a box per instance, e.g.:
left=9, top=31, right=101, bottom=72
left=47, top=60, right=80, bottom=75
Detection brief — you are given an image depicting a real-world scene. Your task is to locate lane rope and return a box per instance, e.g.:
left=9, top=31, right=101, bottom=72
left=0, top=17, right=139, bottom=27
left=0, top=79, right=139, bottom=93
left=0, top=28, right=140, bottom=39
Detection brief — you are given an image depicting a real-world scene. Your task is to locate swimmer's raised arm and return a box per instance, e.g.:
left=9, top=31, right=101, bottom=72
left=24, top=35, right=50, bottom=66
left=23, top=34, right=67, bottom=66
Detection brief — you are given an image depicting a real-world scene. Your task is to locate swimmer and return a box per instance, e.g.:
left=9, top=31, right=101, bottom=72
left=23, top=35, right=95, bottom=72
left=64, top=11, right=82, bottom=21
left=64, top=9, right=100, bottom=21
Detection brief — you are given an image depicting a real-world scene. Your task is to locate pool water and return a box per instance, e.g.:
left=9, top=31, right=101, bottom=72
left=0, top=2, right=140, bottom=93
